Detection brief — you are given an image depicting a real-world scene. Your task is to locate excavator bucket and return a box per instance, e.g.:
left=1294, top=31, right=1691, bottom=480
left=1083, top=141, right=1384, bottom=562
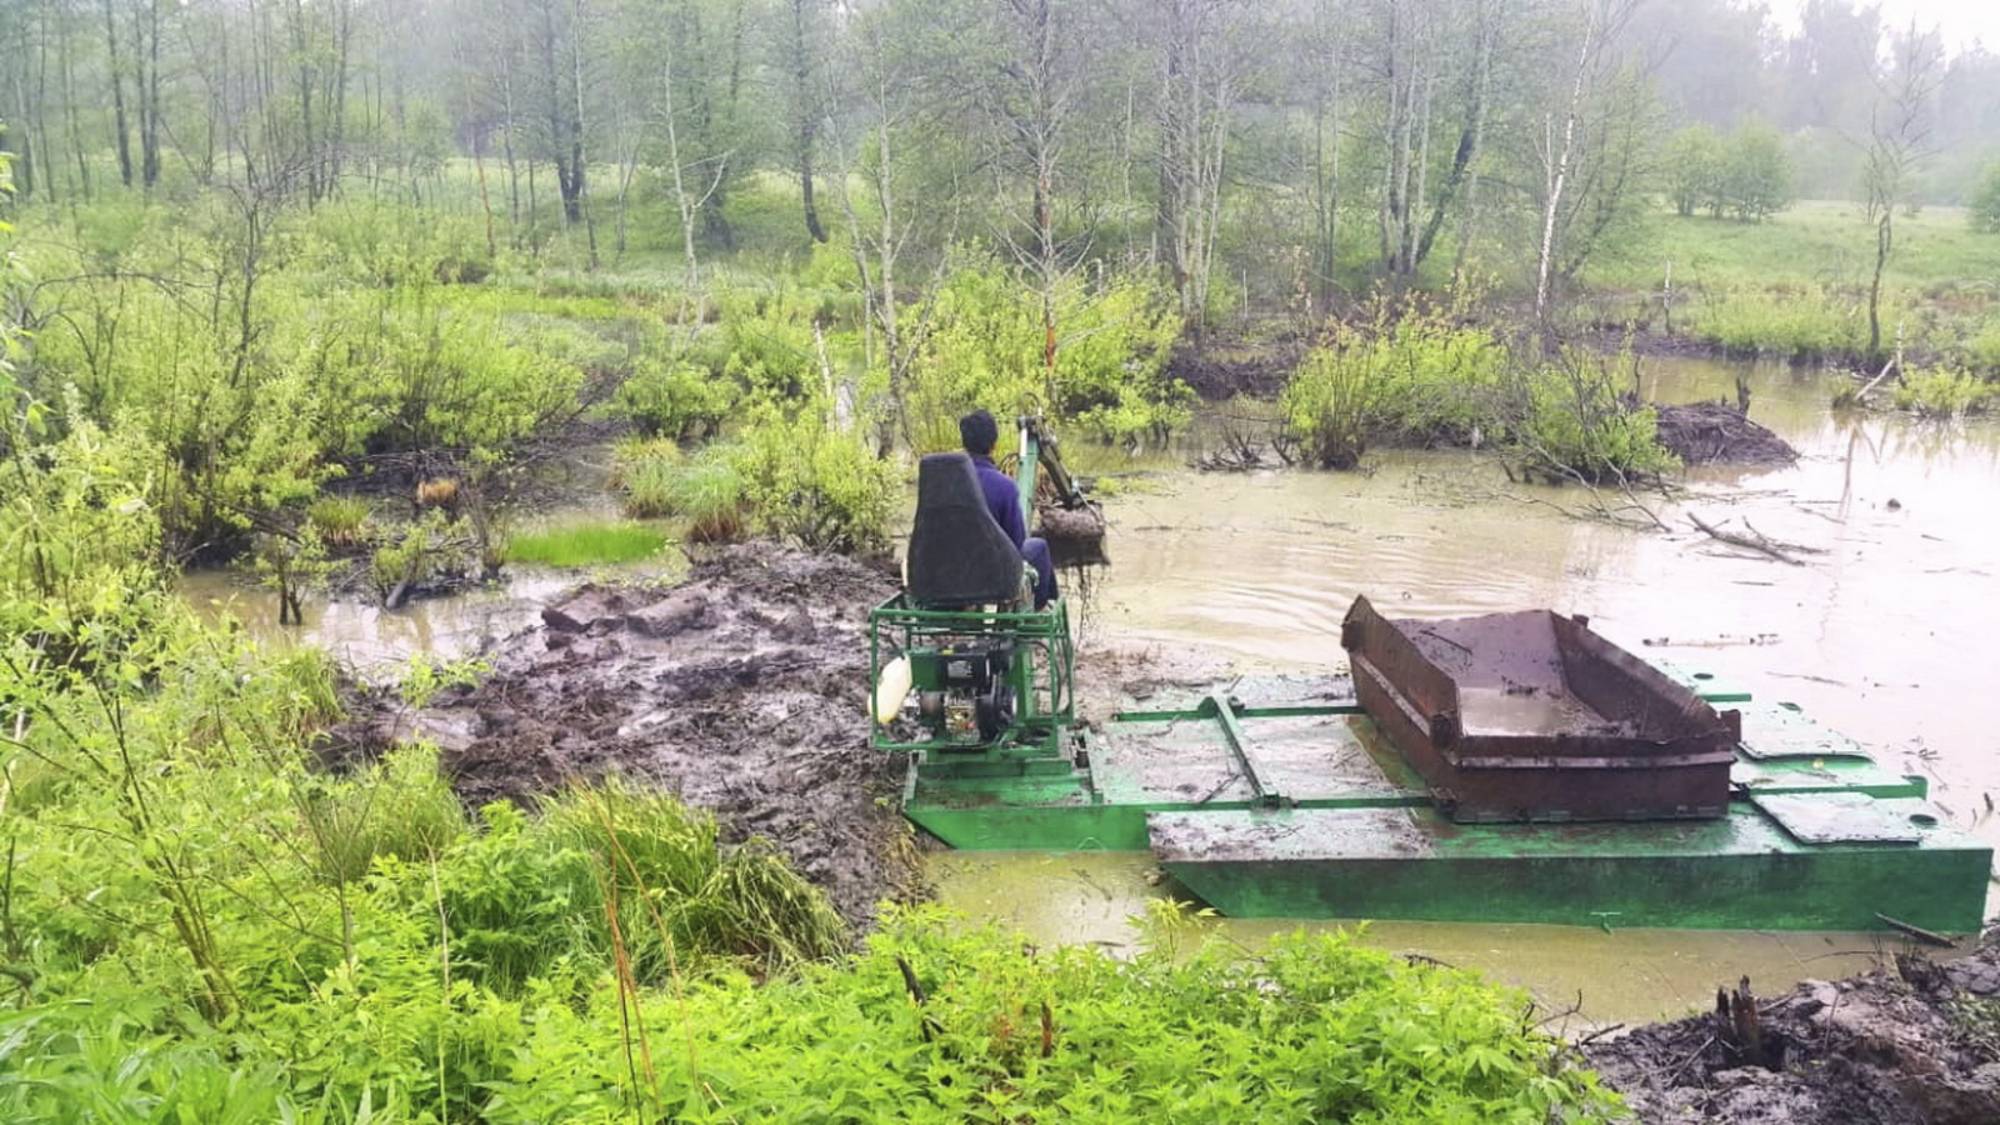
left=1036, top=499, right=1110, bottom=568
left=1020, top=417, right=1110, bottom=568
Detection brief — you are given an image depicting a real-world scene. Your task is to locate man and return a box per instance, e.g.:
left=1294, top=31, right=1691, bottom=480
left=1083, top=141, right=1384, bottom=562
left=960, top=409, right=1058, bottom=608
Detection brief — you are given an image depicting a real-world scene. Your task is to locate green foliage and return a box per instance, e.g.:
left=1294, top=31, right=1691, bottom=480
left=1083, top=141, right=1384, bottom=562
left=614, top=353, right=740, bottom=440
left=306, top=495, right=373, bottom=549
left=1892, top=367, right=1995, bottom=418
left=909, top=265, right=1188, bottom=449
left=1971, top=163, right=2000, bottom=235
left=1720, top=121, right=1794, bottom=221
left=1280, top=310, right=1507, bottom=469
left=1282, top=346, right=1376, bottom=469
left=482, top=906, right=1620, bottom=1122
left=730, top=403, right=900, bottom=554
left=1504, top=353, right=1678, bottom=484
left=504, top=520, right=669, bottom=567
left=1666, top=125, right=1725, bottom=218
left=1687, top=286, right=1866, bottom=359
left=612, top=434, right=750, bottom=543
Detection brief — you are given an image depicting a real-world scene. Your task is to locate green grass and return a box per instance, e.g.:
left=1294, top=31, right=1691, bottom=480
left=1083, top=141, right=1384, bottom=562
left=503, top=519, right=669, bottom=567
left=1593, top=200, right=2000, bottom=292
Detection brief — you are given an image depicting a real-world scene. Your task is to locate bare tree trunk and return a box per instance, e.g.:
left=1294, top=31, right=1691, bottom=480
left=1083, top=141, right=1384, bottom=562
left=788, top=0, right=827, bottom=242
left=570, top=0, right=597, bottom=266
left=140, top=0, right=161, bottom=188
left=62, top=8, right=91, bottom=199
left=103, top=0, right=133, bottom=186
left=1534, top=2, right=1598, bottom=327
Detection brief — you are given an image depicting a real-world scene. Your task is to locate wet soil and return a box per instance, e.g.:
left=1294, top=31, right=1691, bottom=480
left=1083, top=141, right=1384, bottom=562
left=1166, top=332, right=1304, bottom=400
left=1590, top=945, right=2000, bottom=1123
left=1654, top=402, right=1799, bottom=466
left=331, top=542, right=917, bottom=927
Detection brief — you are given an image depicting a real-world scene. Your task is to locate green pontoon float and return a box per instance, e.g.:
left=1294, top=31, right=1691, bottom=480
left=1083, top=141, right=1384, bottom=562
left=868, top=424, right=1991, bottom=935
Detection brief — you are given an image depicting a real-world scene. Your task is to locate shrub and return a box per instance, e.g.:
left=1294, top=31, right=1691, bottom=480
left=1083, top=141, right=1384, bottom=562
left=1893, top=367, right=1994, bottom=418
left=612, top=438, right=747, bottom=541
left=731, top=404, right=900, bottom=554
left=1278, top=310, right=1506, bottom=468
left=1282, top=346, right=1376, bottom=469
left=1720, top=120, right=1793, bottom=221
left=908, top=265, right=1187, bottom=449
left=1504, top=352, right=1679, bottom=484
left=611, top=436, right=686, bottom=517
left=1665, top=125, right=1724, bottom=217
left=306, top=495, right=372, bottom=549
left=614, top=356, right=739, bottom=440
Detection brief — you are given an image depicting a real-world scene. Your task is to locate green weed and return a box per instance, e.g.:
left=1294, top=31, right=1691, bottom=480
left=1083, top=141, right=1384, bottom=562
left=305, top=495, right=372, bottom=549
left=1892, top=367, right=1995, bottom=418
left=503, top=520, right=669, bottom=567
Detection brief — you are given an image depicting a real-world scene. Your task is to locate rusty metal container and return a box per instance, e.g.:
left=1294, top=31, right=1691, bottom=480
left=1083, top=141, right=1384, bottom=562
left=1341, top=596, right=1740, bottom=823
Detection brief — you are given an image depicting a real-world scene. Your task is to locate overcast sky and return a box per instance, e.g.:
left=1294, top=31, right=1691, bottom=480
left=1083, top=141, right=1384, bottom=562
left=1767, top=0, right=2000, bottom=53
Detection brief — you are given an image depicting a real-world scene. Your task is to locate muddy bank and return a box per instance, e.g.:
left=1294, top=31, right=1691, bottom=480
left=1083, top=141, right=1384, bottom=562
left=1590, top=944, right=2000, bottom=1123
left=1167, top=332, right=1303, bottom=400
left=1653, top=401, right=1798, bottom=466
left=335, top=542, right=916, bottom=927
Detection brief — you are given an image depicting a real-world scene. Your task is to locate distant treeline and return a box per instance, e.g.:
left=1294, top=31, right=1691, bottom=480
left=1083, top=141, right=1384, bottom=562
left=0, top=1, right=1994, bottom=322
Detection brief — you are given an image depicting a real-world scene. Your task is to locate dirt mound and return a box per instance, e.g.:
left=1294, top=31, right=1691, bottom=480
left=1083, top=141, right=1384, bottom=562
left=347, top=543, right=914, bottom=927
left=1655, top=402, right=1798, bottom=466
left=1589, top=947, right=2000, bottom=1123
left=1167, top=335, right=1302, bottom=400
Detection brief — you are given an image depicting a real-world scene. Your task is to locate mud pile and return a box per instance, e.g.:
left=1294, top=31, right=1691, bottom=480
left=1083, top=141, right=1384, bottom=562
left=1654, top=402, right=1799, bottom=466
left=347, top=543, right=913, bottom=926
left=1590, top=946, right=2000, bottom=1123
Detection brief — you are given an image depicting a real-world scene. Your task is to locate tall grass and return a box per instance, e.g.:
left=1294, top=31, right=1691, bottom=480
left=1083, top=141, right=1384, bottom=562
left=504, top=520, right=669, bottom=567
left=1893, top=367, right=1995, bottom=418
left=612, top=437, right=748, bottom=542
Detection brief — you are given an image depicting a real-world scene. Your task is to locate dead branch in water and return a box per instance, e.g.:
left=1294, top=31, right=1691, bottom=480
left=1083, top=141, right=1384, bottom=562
left=1687, top=512, right=1808, bottom=566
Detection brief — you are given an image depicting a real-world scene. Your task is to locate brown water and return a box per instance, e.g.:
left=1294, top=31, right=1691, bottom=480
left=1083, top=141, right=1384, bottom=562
left=183, top=356, right=2000, bottom=1025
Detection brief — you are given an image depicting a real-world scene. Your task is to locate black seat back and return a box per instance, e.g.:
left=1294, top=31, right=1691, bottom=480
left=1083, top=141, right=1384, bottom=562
left=908, top=453, right=1022, bottom=607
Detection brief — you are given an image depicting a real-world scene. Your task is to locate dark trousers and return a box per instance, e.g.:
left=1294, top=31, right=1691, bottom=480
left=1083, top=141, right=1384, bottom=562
left=1022, top=537, right=1058, bottom=608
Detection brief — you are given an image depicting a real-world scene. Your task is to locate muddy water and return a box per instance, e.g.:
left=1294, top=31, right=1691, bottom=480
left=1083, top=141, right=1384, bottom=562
left=957, top=356, right=2000, bottom=1026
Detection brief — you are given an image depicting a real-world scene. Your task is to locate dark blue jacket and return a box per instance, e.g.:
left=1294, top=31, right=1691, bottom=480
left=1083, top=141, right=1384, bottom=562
left=970, top=455, right=1027, bottom=548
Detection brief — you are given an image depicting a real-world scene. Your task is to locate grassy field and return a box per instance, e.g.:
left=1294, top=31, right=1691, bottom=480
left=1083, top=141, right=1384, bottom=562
left=1591, top=200, right=2000, bottom=293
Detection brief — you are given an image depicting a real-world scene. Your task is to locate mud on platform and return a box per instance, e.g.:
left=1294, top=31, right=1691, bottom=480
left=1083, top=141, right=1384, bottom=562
left=338, top=543, right=915, bottom=927
left=1590, top=943, right=2000, bottom=1124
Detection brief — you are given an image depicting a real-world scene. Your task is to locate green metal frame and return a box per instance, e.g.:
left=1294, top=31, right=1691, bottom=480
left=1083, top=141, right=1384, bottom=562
left=867, top=594, right=1077, bottom=758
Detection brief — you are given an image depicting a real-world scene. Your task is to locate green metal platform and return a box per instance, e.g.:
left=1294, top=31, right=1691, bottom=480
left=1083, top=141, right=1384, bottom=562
left=901, top=671, right=1992, bottom=934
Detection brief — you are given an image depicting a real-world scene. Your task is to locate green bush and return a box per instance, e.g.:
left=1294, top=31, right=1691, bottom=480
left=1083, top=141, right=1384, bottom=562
left=908, top=264, right=1188, bottom=450
left=306, top=495, right=373, bottom=549
left=1687, top=286, right=1865, bottom=359
left=1893, top=367, right=1995, bottom=418
left=1282, top=346, right=1376, bottom=469
left=1505, top=353, right=1679, bottom=484
left=612, top=438, right=747, bottom=541
left=479, top=906, right=1621, bottom=1122
left=731, top=404, right=900, bottom=554
left=614, top=355, right=740, bottom=440
left=1278, top=310, right=1507, bottom=468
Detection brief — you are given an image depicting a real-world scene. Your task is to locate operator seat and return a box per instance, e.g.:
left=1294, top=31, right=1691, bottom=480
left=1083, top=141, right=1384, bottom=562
left=907, top=453, right=1026, bottom=608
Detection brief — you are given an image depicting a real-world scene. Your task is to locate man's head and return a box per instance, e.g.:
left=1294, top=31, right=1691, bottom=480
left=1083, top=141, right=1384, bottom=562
left=959, top=409, right=999, bottom=457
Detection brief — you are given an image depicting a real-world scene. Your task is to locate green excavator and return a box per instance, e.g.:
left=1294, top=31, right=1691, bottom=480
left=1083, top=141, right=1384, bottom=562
left=866, top=416, right=1100, bottom=759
